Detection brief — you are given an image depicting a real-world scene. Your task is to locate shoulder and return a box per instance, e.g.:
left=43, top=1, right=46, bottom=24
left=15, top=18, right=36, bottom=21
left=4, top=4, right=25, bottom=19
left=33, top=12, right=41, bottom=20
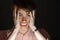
left=0, top=28, right=14, bottom=40
left=0, top=29, right=12, bottom=40
left=6, top=28, right=14, bottom=38
left=38, top=28, right=51, bottom=40
left=0, top=30, right=7, bottom=40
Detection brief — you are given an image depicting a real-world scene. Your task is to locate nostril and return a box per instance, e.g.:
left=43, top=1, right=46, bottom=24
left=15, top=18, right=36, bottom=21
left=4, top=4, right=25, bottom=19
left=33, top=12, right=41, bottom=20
left=22, top=17, right=26, bottom=21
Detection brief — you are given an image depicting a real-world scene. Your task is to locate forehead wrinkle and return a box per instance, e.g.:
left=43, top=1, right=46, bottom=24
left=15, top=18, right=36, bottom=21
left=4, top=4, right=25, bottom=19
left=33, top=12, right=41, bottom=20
left=18, top=9, right=31, bottom=15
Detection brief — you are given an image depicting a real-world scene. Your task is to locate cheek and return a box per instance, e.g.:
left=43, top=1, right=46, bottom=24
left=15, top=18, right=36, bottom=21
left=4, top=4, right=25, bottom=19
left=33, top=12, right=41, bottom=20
left=19, top=17, right=22, bottom=22
left=26, top=17, right=30, bottom=23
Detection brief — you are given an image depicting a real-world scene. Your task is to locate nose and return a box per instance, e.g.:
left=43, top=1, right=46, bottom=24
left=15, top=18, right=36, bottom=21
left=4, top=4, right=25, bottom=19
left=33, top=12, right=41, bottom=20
left=22, top=17, right=26, bottom=21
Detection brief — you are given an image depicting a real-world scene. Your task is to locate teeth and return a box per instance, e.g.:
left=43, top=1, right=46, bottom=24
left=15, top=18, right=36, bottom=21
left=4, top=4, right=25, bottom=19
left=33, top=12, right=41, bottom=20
left=21, top=23, right=26, bottom=25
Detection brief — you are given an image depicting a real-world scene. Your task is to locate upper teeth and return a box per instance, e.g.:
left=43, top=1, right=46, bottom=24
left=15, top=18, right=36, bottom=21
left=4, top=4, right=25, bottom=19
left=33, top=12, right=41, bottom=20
left=21, top=24, right=26, bottom=25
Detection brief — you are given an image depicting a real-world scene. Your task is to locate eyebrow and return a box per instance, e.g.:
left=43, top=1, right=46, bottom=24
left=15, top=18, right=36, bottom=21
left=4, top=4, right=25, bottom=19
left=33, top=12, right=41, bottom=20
left=19, top=13, right=22, bottom=15
left=26, top=12, right=30, bottom=15
left=25, top=10, right=30, bottom=13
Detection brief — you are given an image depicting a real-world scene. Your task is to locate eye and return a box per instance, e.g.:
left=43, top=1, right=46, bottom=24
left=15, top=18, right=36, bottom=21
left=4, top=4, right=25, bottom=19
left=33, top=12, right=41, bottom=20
left=27, top=14, right=30, bottom=16
left=26, top=12, right=31, bottom=17
left=19, top=13, right=22, bottom=16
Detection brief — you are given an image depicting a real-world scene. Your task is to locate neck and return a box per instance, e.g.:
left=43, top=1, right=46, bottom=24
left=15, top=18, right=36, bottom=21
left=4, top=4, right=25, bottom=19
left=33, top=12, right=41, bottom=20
left=19, top=27, right=29, bottom=35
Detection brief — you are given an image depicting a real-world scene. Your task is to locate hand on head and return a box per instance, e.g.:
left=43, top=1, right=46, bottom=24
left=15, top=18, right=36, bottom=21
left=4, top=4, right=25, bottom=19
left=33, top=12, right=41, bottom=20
left=15, top=13, right=20, bottom=29
left=29, top=10, right=36, bottom=32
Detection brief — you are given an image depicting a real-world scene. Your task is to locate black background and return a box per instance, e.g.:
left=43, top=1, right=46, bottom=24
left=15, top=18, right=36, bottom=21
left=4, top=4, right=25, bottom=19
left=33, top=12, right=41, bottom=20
left=0, top=0, right=57, bottom=40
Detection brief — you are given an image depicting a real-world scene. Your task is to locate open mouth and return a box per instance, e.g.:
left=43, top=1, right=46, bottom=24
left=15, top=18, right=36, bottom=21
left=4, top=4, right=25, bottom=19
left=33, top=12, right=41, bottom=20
left=20, top=22, right=27, bottom=26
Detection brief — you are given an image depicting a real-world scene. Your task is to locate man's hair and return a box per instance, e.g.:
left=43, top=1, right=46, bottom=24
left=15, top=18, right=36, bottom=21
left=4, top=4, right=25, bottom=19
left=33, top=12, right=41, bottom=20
left=13, top=0, right=36, bottom=10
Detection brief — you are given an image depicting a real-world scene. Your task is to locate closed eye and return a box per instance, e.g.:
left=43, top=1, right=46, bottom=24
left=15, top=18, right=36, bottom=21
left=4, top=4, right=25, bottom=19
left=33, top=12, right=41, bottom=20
left=19, top=13, right=22, bottom=16
left=26, top=11, right=31, bottom=17
left=27, top=14, right=30, bottom=16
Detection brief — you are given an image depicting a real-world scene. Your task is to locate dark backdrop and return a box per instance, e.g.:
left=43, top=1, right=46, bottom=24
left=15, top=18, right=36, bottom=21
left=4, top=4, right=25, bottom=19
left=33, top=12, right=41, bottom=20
left=0, top=0, right=56, bottom=40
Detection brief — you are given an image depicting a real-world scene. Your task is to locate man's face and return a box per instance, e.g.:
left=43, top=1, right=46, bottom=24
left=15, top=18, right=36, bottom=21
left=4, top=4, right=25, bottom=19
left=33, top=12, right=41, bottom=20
left=17, top=9, right=32, bottom=27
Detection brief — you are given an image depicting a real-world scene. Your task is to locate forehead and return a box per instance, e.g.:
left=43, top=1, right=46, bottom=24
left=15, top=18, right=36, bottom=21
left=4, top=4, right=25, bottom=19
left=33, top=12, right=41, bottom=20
left=18, top=9, right=30, bottom=13
left=14, top=7, right=34, bottom=16
left=16, top=7, right=32, bottom=11
left=17, top=8, right=33, bottom=16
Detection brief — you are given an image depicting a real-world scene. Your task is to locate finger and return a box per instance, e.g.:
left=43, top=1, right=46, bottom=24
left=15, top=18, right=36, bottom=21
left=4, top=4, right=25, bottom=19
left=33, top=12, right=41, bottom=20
left=29, top=11, right=36, bottom=32
left=32, top=10, right=35, bottom=19
left=30, top=12, right=34, bottom=23
left=15, top=10, right=20, bottom=29
left=16, top=12, right=19, bottom=24
left=17, top=13, right=20, bottom=25
left=13, top=6, right=17, bottom=26
left=30, top=12, right=32, bottom=19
